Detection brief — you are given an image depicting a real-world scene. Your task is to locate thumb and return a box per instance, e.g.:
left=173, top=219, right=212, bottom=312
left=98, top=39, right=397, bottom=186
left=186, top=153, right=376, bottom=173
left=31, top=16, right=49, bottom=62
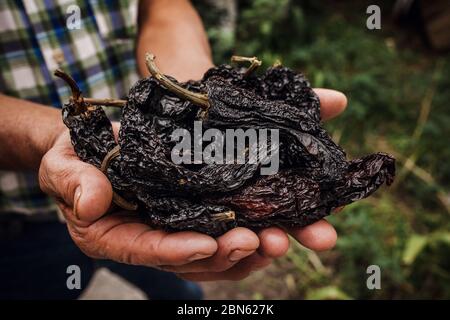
left=39, top=145, right=113, bottom=222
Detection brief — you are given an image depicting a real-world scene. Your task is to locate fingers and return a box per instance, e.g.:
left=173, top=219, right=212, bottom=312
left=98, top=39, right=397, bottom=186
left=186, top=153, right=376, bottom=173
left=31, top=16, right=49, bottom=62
left=159, top=227, right=260, bottom=273
left=114, top=226, right=219, bottom=266
left=67, top=211, right=219, bottom=265
left=289, top=219, right=337, bottom=251
left=178, top=251, right=272, bottom=282
left=258, top=227, right=290, bottom=258
left=314, top=88, right=347, bottom=121
left=39, top=142, right=113, bottom=223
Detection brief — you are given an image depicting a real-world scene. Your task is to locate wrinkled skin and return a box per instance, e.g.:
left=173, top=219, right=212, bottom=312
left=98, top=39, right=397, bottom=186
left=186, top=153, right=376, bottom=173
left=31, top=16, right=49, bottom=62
left=62, top=64, right=395, bottom=237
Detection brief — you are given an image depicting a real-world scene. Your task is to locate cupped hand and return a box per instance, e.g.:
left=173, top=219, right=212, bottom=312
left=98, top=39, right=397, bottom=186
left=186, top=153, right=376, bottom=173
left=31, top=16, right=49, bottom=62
left=177, top=88, right=347, bottom=281
left=38, top=88, right=346, bottom=281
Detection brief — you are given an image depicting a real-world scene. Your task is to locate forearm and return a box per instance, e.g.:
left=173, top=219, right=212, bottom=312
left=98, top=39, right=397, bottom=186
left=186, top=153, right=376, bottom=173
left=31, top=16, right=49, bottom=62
left=137, top=0, right=213, bottom=81
left=0, top=94, right=65, bottom=170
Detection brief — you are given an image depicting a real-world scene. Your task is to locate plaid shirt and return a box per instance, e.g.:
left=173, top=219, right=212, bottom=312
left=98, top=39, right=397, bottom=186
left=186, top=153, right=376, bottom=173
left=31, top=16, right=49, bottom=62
left=0, top=0, right=140, bottom=216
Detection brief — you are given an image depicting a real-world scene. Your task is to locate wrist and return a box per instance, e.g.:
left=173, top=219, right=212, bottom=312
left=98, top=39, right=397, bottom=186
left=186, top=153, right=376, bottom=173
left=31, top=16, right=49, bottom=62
left=36, top=117, right=66, bottom=157
left=29, top=109, right=66, bottom=172
left=0, top=94, right=67, bottom=170
left=21, top=101, right=66, bottom=169
left=137, top=0, right=213, bottom=81
left=137, top=26, right=213, bottom=81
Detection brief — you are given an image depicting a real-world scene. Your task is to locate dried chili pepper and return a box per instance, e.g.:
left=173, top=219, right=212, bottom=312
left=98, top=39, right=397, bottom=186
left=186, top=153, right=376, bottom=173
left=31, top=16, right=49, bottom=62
left=55, top=54, right=395, bottom=237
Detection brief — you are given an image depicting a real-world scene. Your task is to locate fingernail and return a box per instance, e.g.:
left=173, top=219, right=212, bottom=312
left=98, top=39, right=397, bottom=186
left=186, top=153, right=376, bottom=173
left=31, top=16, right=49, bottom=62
left=228, top=249, right=255, bottom=262
left=188, top=253, right=213, bottom=262
left=73, top=186, right=82, bottom=219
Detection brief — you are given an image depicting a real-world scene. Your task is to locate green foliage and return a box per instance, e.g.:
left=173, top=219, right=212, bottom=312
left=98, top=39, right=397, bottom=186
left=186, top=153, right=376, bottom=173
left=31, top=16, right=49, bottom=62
left=306, top=286, right=352, bottom=300
left=197, top=0, right=450, bottom=299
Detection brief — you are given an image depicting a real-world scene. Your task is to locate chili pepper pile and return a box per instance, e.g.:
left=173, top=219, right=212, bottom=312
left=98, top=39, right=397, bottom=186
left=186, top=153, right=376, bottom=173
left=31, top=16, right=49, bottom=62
left=56, top=54, right=395, bottom=236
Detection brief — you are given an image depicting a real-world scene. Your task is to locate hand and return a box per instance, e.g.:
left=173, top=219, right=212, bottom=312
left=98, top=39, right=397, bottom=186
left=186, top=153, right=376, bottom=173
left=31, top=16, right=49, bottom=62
left=38, top=89, right=346, bottom=281
left=38, top=125, right=262, bottom=275
left=176, top=88, right=348, bottom=281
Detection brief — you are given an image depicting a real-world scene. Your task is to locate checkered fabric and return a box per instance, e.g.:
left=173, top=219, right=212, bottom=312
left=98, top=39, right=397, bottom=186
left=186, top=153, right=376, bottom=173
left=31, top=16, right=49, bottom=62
left=0, top=0, right=140, bottom=216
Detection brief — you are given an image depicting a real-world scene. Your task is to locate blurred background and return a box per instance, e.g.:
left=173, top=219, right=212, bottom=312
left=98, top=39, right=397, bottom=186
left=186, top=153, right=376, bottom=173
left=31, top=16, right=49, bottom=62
left=187, top=0, right=450, bottom=299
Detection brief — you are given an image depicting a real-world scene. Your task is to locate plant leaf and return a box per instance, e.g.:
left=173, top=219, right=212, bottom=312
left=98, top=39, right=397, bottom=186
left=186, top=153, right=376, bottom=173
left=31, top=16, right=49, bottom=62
left=403, top=235, right=428, bottom=265
left=306, top=286, right=352, bottom=300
